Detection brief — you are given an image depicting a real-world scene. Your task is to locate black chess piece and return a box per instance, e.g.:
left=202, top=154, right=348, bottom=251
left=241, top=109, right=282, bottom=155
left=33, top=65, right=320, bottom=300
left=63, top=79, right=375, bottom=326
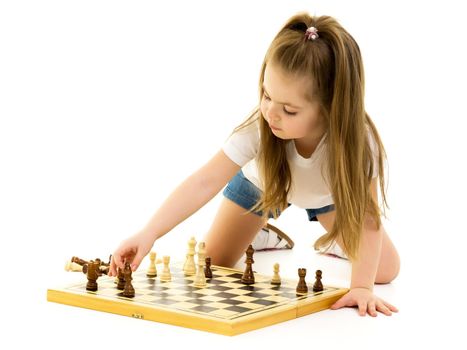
left=312, top=269, right=323, bottom=292
left=296, top=268, right=308, bottom=294
left=241, top=245, right=255, bottom=284
left=205, top=257, right=213, bottom=278
left=122, top=262, right=135, bottom=298
left=116, top=267, right=125, bottom=290
left=83, top=260, right=100, bottom=292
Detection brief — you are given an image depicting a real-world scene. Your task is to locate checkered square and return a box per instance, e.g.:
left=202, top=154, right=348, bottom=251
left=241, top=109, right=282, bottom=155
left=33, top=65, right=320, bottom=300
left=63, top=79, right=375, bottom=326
left=66, top=264, right=339, bottom=320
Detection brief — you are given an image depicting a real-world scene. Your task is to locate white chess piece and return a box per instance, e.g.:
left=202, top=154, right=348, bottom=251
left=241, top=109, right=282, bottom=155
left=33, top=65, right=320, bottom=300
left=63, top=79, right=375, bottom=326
left=147, top=251, right=157, bottom=277
left=64, top=261, right=83, bottom=272
left=184, top=236, right=197, bottom=276
left=160, top=256, right=172, bottom=282
left=193, top=242, right=206, bottom=287
left=271, top=263, right=281, bottom=285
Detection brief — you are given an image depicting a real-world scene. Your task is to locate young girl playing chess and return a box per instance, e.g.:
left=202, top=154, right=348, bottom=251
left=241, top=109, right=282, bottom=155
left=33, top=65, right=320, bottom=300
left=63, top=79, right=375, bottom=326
left=109, top=12, right=400, bottom=317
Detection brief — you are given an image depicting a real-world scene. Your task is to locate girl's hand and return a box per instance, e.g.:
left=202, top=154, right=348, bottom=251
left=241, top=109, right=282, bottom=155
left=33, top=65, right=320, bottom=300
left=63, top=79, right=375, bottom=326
left=108, top=230, right=155, bottom=277
left=330, top=287, right=398, bottom=317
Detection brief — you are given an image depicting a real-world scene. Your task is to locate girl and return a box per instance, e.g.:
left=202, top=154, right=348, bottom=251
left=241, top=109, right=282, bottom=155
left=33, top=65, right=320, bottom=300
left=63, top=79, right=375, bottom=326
left=109, top=12, right=400, bottom=317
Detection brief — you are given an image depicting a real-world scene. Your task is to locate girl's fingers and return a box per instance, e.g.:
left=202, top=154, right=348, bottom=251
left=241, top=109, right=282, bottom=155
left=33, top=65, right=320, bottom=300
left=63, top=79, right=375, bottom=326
left=109, top=255, right=118, bottom=276
left=368, top=301, right=378, bottom=317
left=331, top=295, right=348, bottom=309
left=377, top=297, right=398, bottom=314
left=384, top=300, right=399, bottom=313
left=357, top=300, right=367, bottom=316
left=376, top=300, right=392, bottom=316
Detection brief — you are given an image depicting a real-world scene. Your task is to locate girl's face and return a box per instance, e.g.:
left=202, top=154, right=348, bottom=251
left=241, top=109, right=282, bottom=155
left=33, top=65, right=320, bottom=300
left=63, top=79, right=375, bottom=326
left=260, top=62, right=324, bottom=141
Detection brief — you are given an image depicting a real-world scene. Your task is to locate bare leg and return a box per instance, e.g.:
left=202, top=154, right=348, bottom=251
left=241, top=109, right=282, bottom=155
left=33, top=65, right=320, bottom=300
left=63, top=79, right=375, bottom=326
left=203, top=197, right=267, bottom=268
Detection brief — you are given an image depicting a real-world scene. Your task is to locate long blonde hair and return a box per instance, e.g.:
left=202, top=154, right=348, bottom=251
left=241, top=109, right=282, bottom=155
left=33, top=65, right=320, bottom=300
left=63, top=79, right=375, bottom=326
left=229, top=12, right=388, bottom=261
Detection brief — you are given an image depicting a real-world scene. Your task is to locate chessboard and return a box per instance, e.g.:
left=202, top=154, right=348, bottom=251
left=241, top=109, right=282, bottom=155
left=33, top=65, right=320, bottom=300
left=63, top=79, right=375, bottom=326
left=47, top=263, right=348, bottom=336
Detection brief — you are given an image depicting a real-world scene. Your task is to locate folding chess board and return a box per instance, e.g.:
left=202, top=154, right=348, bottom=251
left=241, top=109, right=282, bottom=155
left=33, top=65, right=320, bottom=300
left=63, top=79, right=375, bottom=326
left=47, top=264, right=348, bottom=336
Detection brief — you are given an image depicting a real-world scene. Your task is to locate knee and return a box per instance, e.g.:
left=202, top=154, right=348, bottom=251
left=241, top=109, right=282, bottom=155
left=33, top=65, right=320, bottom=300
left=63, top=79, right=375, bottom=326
left=204, top=246, right=237, bottom=269
left=209, top=256, right=236, bottom=269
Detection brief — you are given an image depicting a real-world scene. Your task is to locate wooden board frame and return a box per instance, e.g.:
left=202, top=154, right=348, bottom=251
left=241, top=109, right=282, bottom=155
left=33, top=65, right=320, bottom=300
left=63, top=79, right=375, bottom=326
left=47, top=264, right=348, bottom=336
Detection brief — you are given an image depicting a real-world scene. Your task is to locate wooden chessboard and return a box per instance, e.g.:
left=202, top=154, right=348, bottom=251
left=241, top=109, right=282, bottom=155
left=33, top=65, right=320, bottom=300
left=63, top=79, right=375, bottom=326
left=47, top=263, right=348, bottom=336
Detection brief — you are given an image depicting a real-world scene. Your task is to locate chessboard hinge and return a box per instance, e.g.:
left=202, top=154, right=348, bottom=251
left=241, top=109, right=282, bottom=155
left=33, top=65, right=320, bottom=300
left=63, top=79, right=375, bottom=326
left=131, top=313, right=144, bottom=319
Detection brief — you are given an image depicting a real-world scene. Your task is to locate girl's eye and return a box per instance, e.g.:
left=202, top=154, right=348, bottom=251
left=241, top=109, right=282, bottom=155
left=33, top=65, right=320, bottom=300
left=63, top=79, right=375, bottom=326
left=263, top=93, right=297, bottom=116
left=284, top=109, right=297, bottom=116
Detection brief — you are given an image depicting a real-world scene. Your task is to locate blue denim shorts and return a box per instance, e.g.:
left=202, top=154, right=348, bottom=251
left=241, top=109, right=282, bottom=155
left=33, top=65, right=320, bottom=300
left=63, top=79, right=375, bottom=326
left=222, top=169, right=335, bottom=221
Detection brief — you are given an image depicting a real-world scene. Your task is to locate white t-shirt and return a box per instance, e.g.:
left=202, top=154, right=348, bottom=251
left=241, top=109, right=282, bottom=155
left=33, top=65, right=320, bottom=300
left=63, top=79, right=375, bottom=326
left=222, top=119, right=379, bottom=209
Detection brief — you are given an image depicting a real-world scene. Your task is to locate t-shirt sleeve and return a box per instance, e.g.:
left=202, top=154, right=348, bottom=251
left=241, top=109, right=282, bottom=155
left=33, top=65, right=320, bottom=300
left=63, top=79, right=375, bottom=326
left=222, top=119, right=260, bottom=167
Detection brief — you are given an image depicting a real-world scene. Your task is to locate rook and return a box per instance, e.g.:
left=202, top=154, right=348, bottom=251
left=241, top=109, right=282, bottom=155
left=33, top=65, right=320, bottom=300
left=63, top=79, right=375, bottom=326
left=82, top=260, right=101, bottom=292
left=296, top=268, right=308, bottom=294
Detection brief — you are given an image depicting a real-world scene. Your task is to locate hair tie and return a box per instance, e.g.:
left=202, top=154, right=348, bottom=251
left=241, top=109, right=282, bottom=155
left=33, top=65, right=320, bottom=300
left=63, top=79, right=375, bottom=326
left=305, top=26, right=319, bottom=41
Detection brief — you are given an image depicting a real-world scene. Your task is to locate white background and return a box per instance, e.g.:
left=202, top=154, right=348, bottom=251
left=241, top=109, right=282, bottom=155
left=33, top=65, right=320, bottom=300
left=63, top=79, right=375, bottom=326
left=1, top=0, right=466, bottom=349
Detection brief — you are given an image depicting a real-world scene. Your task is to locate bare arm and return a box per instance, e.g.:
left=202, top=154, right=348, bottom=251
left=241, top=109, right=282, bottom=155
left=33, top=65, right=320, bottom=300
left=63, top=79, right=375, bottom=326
left=350, top=225, right=383, bottom=291
left=143, top=149, right=241, bottom=242
left=109, top=149, right=240, bottom=275
left=349, top=178, right=382, bottom=291
left=329, top=178, right=398, bottom=316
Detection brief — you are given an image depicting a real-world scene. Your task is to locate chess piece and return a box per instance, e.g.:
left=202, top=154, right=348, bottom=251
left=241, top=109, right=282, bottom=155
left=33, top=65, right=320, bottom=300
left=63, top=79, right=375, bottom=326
left=296, top=268, right=308, bottom=294
left=241, top=245, right=255, bottom=285
left=65, top=261, right=83, bottom=272
left=147, top=251, right=157, bottom=278
left=271, top=263, right=281, bottom=285
left=71, top=256, right=88, bottom=266
left=204, top=257, right=213, bottom=279
left=197, top=242, right=206, bottom=267
left=99, top=265, right=110, bottom=275
left=122, top=262, right=135, bottom=298
left=116, top=267, right=125, bottom=290
left=160, top=256, right=172, bottom=282
left=194, top=242, right=207, bottom=287
left=82, top=260, right=101, bottom=291
left=312, top=269, right=323, bottom=292
left=71, top=256, right=110, bottom=273
left=184, top=237, right=197, bottom=276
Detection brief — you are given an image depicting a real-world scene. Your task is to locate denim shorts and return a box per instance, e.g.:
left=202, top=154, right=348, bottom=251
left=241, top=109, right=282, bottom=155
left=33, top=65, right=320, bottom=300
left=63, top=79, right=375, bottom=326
left=222, top=169, right=335, bottom=221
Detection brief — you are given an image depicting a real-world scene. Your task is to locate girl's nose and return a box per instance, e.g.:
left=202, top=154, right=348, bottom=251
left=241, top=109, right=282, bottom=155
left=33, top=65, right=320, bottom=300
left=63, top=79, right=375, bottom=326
left=266, top=106, right=280, bottom=123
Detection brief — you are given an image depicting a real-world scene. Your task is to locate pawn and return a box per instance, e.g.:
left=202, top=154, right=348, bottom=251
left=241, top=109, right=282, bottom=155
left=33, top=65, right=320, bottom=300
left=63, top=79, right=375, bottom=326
left=312, top=269, right=323, bottom=292
left=122, top=262, right=135, bottom=298
left=160, top=256, right=172, bottom=282
left=204, top=257, right=213, bottom=279
left=146, top=251, right=157, bottom=278
left=296, top=268, right=308, bottom=294
left=271, top=263, right=281, bottom=286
